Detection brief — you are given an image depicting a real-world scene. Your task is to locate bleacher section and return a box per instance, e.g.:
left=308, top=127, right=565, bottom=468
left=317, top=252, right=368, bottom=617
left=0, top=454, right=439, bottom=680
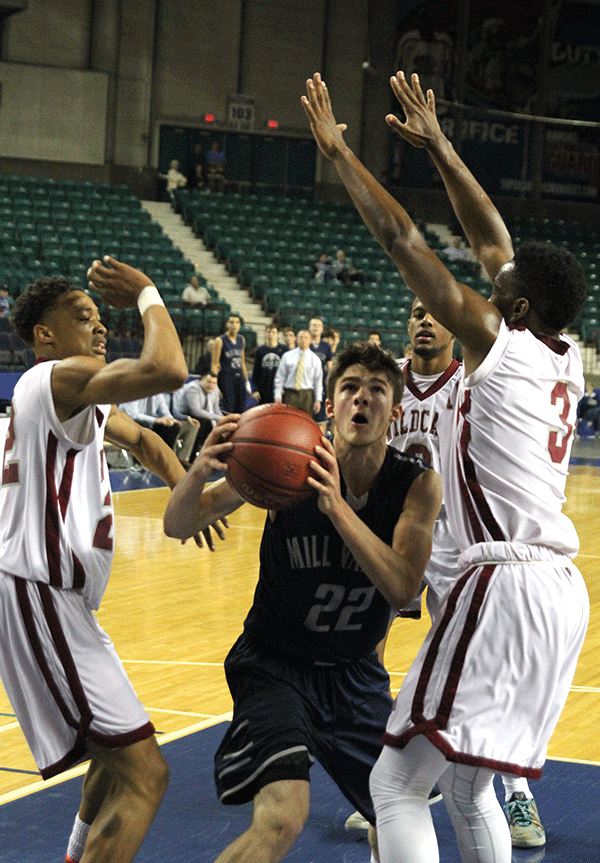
left=0, top=174, right=241, bottom=370
left=174, top=188, right=494, bottom=356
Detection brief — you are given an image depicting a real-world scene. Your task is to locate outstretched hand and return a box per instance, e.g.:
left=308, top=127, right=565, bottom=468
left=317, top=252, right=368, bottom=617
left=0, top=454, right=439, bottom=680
left=386, top=71, right=442, bottom=150
left=301, top=73, right=348, bottom=161
left=187, top=517, right=230, bottom=552
left=87, top=256, right=156, bottom=310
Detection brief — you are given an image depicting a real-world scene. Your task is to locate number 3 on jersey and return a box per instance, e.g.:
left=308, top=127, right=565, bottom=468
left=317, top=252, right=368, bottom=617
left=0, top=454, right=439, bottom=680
left=548, top=381, right=573, bottom=465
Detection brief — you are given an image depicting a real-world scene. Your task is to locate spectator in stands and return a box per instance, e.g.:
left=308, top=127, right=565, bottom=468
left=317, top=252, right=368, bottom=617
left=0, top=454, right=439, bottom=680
left=274, top=329, right=322, bottom=417
left=182, top=274, right=211, bottom=308
left=282, top=326, right=297, bottom=350
left=323, top=326, right=340, bottom=356
left=309, top=316, right=332, bottom=430
left=160, top=160, right=187, bottom=201
left=367, top=330, right=382, bottom=346
left=119, top=392, right=202, bottom=468
left=173, top=372, right=223, bottom=456
left=0, top=286, right=12, bottom=318
left=332, top=249, right=366, bottom=285
left=212, top=314, right=251, bottom=413
left=206, top=140, right=226, bottom=192
left=251, top=324, right=287, bottom=404
left=313, top=253, right=336, bottom=282
left=188, top=145, right=206, bottom=191
left=578, top=381, right=600, bottom=436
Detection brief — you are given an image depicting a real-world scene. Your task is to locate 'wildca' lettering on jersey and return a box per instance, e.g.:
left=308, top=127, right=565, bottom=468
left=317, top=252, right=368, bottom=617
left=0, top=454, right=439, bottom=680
left=399, top=408, right=439, bottom=437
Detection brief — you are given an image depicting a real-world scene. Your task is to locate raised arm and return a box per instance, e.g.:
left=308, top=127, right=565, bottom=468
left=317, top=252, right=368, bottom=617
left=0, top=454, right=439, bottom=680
left=301, top=74, right=501, bottom=372
left=51, top=258, right=188, bottom=419
left=387, top=72, right=514, bottom=282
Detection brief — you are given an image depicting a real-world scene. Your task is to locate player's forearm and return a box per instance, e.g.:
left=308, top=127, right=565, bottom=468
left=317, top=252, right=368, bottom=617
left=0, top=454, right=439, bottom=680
left=128, top=427, right=186, bottom=488
left=331, top=146, right=417, bottom=262
left=137, top=305, right=188, bottom=392
left=327, top=502, right=422, bottom=609
left=330, top=145, right=463, bottom=325
left=424, top=135, right=513, bottom=264
left=164, top=474, right=241, bottom=539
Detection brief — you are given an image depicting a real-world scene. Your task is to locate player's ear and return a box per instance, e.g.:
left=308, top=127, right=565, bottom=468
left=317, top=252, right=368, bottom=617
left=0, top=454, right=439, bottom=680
left=325, top=398, right=334, bottom=419
left=509, top=296, right=529, bottom=324
left=390, top=402, right=402, bottom=423
left=33, top=323, right=53, bottom=344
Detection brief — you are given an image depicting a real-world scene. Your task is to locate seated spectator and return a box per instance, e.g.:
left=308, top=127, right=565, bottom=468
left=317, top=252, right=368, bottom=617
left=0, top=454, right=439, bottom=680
left=578, top=381, right=600, bottom=436
left=206, top=141, right=226, bottom=192
left=367, top=330, right=382, bottom=346
left=0, top=286, right=12, bottom=319
left=188, top=146, right=206, bottom=191
left=331, top=249, right=365, bottom=285
left=160, top=160, right=187, bottom=200
left=172, top=372, right=223, bottom=456
left=119, top=392, right=201, bottom=467
left=313, top=253, right=336, bottom=282
left=182, top=275, right=211, bottom=307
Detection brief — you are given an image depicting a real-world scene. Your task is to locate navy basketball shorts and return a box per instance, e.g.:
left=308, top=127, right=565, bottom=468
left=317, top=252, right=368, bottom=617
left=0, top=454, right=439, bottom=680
left=214, top=632, right=392, bottom=824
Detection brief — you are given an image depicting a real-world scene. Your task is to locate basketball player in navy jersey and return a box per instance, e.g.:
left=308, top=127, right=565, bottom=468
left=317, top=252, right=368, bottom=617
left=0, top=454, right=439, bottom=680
left=211, top=314, right=251, bottom=413
left=164, top=341, right=442, bottom=863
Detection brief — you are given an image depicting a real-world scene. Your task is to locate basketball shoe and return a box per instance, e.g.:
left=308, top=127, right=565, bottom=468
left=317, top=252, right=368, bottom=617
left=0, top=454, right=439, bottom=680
left=504, top=792, right=546, bottom=847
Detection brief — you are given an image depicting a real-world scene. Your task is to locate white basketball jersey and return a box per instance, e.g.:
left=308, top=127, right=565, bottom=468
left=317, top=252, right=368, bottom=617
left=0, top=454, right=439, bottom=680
left=0, top=361, right=114, bottom=609
left=443, top=321, right=583, bottom=555
left=389, top=357, right=462, bottom=616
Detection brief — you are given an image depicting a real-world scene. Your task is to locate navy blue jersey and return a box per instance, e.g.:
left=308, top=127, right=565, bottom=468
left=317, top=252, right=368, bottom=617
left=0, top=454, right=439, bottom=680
left=243, top=447, right=429, bottom=663
left=251, top=343, right=286, bottom=403
left=310, top=339, right=332, bottom=370
left=219, top=333, right=244, bottom=377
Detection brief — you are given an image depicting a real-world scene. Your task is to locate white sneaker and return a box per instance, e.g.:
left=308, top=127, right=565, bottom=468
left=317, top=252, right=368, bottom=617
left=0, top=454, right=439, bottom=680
left=344, top=810, right=369, bottom=832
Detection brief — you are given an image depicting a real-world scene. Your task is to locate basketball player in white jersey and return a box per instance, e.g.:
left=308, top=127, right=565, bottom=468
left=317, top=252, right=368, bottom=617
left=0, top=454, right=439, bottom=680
left=303, top=73, right=588, bottom=863
left=0, top=258, right=190, bottom=863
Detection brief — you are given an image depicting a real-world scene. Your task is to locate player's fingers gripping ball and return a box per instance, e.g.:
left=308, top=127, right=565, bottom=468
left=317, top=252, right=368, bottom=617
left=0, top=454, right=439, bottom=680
left=224, top=404, right=323, bottom=509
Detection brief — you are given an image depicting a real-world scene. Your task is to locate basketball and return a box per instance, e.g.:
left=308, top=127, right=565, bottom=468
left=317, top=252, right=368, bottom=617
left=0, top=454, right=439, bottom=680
left=225, top=403, right=323, bottom=510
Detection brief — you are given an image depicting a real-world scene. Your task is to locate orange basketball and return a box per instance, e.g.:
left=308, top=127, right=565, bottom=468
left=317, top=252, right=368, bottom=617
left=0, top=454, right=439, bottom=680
left=225, top=404, right=323, bottom=509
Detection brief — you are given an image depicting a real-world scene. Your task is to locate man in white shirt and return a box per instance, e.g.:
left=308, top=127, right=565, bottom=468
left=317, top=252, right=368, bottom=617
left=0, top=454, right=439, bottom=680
left=182, top=275, right=211, bottom=307
left=273, top=329, right=322, bottom=417
left=173, top=372, right=223, bottom=454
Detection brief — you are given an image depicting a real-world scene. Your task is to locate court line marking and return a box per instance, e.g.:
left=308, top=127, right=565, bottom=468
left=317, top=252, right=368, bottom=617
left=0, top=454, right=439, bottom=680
left=0, top=713, right=233, bottom=807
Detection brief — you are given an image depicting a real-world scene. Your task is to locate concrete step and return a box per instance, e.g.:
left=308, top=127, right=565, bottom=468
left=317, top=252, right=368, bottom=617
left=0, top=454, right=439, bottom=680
left=141, top=201, right=272, bottom=338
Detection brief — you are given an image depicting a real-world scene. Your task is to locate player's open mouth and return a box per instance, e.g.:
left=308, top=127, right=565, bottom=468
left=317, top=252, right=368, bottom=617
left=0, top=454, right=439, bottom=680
left=93, top=342, right=107, bottom=354
left=352, top=413, right=368, bottom=424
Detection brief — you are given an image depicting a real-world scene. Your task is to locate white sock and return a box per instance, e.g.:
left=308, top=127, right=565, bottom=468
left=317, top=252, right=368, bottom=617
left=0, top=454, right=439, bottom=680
left=66, top=814, right=91, bottom=862
left=502, top=775, right=532, bottom=801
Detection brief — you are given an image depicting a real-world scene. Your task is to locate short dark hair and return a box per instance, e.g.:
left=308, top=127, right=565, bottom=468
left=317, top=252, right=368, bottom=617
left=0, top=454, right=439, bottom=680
left=11, top=276, right=76, bottom=345
left=512, top=241, right=587, bottom=331
left=327, top=341, right=404, bottom=404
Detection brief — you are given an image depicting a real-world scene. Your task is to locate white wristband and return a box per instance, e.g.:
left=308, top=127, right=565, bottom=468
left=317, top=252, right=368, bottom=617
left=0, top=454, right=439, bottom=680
left=137, top=285, right=165, bottom=316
